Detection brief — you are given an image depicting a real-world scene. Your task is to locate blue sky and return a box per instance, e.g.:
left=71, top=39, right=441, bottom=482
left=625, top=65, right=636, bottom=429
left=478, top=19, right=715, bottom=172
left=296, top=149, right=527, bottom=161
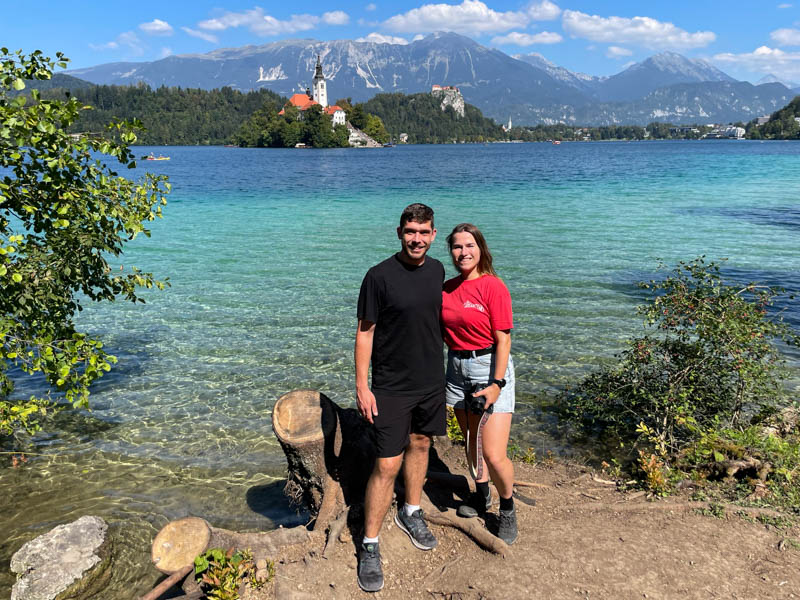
left=4, top=1, right=800, bottom=83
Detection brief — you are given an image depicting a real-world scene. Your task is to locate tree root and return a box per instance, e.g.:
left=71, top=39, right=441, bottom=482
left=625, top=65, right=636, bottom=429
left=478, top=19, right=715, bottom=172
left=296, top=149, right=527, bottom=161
left=322, top=507, right=350, bottom=558
left=419, top=496, right=510, bottom=557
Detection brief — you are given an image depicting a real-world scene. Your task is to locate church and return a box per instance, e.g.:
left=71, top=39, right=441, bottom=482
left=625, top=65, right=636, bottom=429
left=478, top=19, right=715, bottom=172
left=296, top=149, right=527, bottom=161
left=279, top=56, right=346, bottom=126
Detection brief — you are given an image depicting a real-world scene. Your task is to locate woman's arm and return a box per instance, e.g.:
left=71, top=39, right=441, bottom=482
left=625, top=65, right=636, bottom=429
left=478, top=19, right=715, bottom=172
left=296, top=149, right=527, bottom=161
left=474, top=328, right=511, bottom=409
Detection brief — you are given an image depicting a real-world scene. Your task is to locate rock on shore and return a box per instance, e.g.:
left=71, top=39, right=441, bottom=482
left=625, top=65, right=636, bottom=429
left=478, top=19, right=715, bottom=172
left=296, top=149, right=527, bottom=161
left=11, top=515, right=111, bottom=600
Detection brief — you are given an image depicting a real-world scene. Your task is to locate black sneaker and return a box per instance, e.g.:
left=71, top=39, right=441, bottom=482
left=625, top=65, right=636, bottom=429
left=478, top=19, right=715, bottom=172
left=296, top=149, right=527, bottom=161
left=497, top=507, right=518, bottom=545
left=394, top=509, right=438, bottom=550
left=357, top=541, right=384, bottom=592
left=456, top=490, right=492, bottom=518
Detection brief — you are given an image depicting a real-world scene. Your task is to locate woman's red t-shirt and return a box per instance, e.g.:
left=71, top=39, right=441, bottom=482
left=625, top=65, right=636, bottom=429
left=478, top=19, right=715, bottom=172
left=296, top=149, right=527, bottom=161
left=441, top=274, right=513, bottom=351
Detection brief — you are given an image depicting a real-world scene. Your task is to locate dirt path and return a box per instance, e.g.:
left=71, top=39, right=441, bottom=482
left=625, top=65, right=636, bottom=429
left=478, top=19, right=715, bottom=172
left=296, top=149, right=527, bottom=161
left=244, top=443, right=800, bottom=600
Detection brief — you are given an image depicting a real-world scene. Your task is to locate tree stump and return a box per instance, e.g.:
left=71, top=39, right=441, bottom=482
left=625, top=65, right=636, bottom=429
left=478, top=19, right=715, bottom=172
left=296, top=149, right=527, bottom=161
left=272, top=389, right=375, bottom=531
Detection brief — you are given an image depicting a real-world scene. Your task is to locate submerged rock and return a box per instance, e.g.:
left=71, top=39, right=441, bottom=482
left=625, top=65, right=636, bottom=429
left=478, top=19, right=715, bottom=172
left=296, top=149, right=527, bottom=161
left=11, top=515, right=112, bottom=600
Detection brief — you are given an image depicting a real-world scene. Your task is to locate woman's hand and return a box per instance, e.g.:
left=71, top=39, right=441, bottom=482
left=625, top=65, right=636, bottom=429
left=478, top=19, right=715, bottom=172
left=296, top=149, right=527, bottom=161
left=473, top=382, right=500, bottom=409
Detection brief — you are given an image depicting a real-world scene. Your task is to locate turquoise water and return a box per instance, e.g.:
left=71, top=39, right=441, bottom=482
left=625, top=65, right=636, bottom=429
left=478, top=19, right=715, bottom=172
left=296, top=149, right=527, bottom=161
left=2, top=141, right=799, bottom=597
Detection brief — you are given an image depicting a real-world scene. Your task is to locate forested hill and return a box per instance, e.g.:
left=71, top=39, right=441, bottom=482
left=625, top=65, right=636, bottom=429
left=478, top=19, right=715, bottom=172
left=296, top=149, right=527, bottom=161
left=752, top=95, right=800, bottom=139
left=362, top=93, right=504, bottom=143
left=38, top=84, right=285, bottom=145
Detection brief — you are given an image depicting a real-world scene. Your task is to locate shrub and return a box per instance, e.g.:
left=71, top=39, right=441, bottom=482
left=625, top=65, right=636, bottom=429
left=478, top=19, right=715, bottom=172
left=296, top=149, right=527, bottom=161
left=564, top=257, right=798, bottom=459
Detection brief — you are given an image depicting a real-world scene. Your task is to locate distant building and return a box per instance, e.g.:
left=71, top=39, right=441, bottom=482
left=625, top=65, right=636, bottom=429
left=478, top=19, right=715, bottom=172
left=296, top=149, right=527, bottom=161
left=704, top=125, right=745, bottom=139
left=399, top=133, right=409, bottom=143
left=756, top=115, right=771, bottom=126
left=278, top=56, right=345, bottom=126
left=669, top=126, right=700, bottom=135
left=502, top=116, right=512, bottom=132
left=430, top=84, right=465, bottom=118
left=312, top=55, right=328, bottom=108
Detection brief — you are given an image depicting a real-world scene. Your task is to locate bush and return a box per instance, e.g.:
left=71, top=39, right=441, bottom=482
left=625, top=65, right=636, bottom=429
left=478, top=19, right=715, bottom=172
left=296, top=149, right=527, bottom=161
left=564, top=257, right=798, bottom=459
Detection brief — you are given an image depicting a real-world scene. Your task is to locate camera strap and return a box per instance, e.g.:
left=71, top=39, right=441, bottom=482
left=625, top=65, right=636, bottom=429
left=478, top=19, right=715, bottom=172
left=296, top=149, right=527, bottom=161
left=466, top=409, right=491, bottom=481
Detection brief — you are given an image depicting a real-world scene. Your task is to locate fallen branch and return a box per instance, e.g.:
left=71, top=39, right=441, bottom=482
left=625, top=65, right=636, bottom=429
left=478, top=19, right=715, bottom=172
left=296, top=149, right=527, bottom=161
left=571, top=500, right=790, bottom=519
left=138, top=564, right=193, bottom=600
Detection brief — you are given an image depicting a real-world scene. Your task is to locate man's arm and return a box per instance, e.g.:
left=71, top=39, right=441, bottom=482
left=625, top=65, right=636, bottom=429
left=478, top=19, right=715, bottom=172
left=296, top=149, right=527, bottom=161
left=355, top=319, right=378, bottom=423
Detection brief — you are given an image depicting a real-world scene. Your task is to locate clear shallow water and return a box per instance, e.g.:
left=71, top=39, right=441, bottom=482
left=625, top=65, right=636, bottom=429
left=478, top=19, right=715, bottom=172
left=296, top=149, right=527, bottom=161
left=2, top=141, right=799, bottom=597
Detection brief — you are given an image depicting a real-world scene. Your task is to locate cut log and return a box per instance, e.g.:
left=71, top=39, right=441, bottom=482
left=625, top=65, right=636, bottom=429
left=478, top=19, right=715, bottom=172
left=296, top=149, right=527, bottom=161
left=151, top=517, right=211, bottom=574
left=145, top=518, right=315, bottom=600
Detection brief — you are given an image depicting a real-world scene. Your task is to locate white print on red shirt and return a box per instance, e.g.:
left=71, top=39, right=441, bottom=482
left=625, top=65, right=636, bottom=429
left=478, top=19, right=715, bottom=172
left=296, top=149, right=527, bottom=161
left=463, top=300, right=485, bottom=313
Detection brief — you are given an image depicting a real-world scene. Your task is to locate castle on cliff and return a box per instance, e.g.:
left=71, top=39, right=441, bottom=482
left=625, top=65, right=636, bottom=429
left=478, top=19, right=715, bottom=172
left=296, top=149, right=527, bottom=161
left=431, top=85, right=465, bottom=118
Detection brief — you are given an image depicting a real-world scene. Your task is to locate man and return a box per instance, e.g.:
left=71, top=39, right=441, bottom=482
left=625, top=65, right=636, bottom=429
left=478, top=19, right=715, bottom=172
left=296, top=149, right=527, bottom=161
left=355, top=203, right=446, bottom=593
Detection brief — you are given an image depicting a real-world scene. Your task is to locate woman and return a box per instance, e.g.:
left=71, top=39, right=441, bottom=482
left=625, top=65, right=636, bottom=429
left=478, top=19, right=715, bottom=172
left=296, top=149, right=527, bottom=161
left=441, top=223, right=517, bottom=545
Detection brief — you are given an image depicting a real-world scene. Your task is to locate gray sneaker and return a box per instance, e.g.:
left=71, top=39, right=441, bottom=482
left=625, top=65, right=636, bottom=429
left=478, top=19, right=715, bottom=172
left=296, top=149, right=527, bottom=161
left=394, top=509, right=438, bottom=550
left=498, top=507, right=518, bottom=545
left=456, top=490, right=492, bottom=518
left=357, top=541, right=384, bottom=592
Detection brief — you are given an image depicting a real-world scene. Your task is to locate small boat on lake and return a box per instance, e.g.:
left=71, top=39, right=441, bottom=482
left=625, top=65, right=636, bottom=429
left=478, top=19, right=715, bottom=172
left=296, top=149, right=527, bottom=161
left=145, top=154, right=171, bottom=161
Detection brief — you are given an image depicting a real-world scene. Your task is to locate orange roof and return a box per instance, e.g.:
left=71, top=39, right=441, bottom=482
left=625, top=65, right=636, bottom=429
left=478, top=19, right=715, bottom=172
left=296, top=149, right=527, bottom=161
left=278, top=93, right=319, bottom=114
left=324, top=105, right=344, bottom=115
left=289, top=93, right=317, bottom=109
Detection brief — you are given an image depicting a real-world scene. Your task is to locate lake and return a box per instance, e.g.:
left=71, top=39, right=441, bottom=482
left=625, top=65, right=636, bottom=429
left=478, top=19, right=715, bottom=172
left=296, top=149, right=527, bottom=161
left=2, top=140, right=799, bottom=596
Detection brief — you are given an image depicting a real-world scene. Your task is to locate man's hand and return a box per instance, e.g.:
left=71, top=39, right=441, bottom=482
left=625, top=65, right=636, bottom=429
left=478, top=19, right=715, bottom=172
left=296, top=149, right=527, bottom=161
left=357, top=386, right=379, bottom=423
left=355, top=319, right=377, bottom=422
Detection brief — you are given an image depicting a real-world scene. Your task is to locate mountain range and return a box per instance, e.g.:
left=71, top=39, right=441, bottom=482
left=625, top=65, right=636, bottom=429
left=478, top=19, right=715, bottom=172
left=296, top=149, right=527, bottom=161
left=67, top=32, right=797, bottom=126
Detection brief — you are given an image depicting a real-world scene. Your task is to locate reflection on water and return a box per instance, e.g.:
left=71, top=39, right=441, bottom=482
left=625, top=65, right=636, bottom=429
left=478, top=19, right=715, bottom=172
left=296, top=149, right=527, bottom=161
left=3, top=141, right=800, bottom=597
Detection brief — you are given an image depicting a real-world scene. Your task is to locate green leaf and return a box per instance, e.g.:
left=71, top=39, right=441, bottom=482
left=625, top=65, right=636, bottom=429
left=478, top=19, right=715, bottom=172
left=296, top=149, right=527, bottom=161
left=713, top=451, right=725, bottom=463
left=12, top=78, right=25, bottom=90
left=11, top=273, right=22, bottom=283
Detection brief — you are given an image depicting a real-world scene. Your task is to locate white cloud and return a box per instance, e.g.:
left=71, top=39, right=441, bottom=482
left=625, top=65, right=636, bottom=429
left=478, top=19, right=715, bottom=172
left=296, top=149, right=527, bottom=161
left=356, top=32, right=409, bottom=44
left=198, top=8, right=320, bottom=36
left=181, top=27, right=219, bottom=43
left=491, top=31, right=562, bottom=46
left=713, top=45, right=800, bottom=81
left=366, top=3, right=377, bottom=11
left=159, top=47, right=173, bottom=58
left=413, top=34, right=425, bottom=41
left=562, top=10, right=716, bottom=49
left=526, top=1, right=560, bottom=21
left=384, top=0, right=526, bottom=34
left=90, top=31, right=144, bottom=55
left=778, top=3, right=793, bottom=8
left=139, top=19, right=173, bottom=36
left=323, top=11, right=350, bottom=25
left=771, top=28, right=800, bottom=46
left=606, top=45, right=632, bottom=58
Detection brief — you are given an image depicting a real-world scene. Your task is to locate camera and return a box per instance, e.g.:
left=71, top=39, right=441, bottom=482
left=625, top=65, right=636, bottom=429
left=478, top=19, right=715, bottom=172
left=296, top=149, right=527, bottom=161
left=466, top=382, right=494, bottom=415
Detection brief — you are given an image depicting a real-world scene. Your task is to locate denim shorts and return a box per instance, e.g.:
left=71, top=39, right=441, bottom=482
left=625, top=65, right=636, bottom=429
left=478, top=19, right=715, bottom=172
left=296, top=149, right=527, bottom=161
left=445, top=350, right=515, bottom=414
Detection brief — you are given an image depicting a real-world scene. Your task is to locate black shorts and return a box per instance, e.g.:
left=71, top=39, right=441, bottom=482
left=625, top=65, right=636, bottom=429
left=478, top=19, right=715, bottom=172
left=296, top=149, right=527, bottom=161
left=372, top=388, right=446, bottom=458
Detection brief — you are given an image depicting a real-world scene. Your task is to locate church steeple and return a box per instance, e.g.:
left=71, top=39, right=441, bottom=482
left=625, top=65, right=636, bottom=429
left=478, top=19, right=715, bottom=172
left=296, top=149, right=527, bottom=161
left=312, top=55, right=328, bottom=108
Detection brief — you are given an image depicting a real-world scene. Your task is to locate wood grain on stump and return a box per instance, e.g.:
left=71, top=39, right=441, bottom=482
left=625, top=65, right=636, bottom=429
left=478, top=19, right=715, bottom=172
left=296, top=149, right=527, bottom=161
left=151, top=517, right=211, bottom=574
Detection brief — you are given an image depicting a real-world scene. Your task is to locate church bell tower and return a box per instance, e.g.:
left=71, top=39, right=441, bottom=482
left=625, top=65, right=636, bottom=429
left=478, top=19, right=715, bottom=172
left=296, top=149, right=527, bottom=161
left=312, top=55, right=328, bottom=108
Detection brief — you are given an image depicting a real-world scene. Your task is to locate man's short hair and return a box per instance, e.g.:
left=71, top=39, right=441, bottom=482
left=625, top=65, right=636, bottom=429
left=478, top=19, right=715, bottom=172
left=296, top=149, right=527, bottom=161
left=399, top=203, right=434, bottom=229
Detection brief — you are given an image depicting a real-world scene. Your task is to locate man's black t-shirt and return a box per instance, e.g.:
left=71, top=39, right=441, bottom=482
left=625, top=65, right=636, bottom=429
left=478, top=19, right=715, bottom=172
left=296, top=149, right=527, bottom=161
left=357, top=253, right=445, bottom=395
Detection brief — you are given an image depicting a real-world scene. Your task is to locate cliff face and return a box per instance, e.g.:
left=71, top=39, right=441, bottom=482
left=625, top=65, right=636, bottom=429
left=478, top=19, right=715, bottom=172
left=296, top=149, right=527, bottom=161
left=432, top=87, right=465, bottom=118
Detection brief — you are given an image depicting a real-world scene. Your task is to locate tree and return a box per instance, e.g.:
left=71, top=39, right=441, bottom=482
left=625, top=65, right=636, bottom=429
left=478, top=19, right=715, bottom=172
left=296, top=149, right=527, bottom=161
left=364, top=114, right=390, bottom=144
left=0, top=49, right=170, bottom=439
left=349, top=104, right=368, bottom=130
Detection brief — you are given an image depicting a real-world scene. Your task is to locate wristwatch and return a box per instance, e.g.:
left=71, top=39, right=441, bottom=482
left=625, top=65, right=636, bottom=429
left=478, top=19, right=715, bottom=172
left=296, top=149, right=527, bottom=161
left=489, top=378, right=507, bottom=389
